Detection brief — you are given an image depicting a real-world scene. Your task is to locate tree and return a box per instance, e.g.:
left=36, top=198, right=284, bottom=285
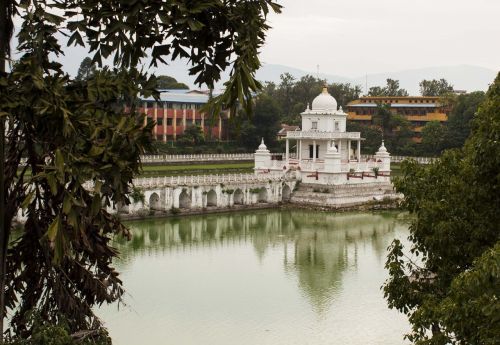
left=155, top=75, right=189, bottom=90
left=383, top=72, right=500, bottom=345
left=0, top=0, right=281, bottom=340
left=371, top=104, right=412, bottom=152
left=420, top=121, right=448, bottom=156
left=252, top=94, right=281, bottom=149
left=385, top=79, right=409, bottom=96
left=75, top=57, right=97, bottom=81
left=419, top=78, right=454, bottom=96
left=179, top=125, right=205, bottom=146
left=445, top=91, right=486, bottom=149
left=346, top=122, right=382, bottom=154
left=368, top=79, right=408, bottom=96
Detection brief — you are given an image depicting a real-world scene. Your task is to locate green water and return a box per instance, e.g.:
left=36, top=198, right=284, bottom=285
left=98, top=209, right=411, bottom=345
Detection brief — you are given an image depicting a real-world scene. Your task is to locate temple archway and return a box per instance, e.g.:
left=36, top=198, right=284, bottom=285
left=282, top=185, right=292, bottom=202
left=207, top=190, right=217, bottom=207
left=233, top=189, right=244, bottom=205
left=149, top=192, right=161, bottom=210
left=179, top=190, right=191, bottom=209
left=258, top=188, right=268, bottom=203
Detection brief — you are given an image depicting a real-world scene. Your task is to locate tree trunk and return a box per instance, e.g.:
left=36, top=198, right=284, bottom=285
left=0, top=0, right=8, bottom=341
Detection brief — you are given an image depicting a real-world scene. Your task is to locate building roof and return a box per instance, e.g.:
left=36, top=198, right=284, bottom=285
left=141, top=90, right=223, bottom=104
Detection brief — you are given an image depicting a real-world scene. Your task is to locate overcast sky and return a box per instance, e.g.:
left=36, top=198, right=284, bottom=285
left=260, top=0, right=500, bottom=77
left=10, top=0, right=500, bottom=79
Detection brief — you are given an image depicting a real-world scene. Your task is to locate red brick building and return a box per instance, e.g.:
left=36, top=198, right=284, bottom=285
left=139, top=89, right=230, bottom=142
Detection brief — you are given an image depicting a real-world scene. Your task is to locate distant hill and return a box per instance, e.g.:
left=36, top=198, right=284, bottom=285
left=138, top=58, right=498, bottom=95
left=254, top=64, right=498, bottom=95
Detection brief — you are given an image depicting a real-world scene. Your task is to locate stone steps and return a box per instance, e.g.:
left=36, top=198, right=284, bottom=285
left=290, top=182, right=398, bottom=207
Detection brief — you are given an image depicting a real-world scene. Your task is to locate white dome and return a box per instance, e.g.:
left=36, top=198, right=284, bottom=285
left=311, top=86, right=337, bottom=111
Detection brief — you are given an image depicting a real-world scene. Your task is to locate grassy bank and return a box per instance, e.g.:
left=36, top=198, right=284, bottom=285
left=140, top=162, right=254, bottom=177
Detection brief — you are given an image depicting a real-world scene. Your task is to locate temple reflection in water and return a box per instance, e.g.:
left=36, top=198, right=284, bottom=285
left=113, top=210, right=404, bottom=313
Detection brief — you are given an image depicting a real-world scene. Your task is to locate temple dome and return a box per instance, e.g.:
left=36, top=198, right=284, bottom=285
left=311, top=86, right=338, bottom=111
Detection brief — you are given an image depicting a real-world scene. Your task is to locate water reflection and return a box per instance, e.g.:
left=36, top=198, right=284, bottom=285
left=114, top=210, right=400, bottom=313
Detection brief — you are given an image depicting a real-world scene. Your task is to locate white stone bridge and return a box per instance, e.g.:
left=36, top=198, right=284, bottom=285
left=114, top=173, right=299, bottom=216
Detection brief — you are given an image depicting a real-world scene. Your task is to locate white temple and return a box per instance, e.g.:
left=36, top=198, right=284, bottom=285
left=255, top=86, right=391, bottom=185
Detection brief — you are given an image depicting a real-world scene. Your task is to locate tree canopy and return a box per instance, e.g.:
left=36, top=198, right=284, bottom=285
left=368, top=79, right=409, bottom=97
left=75, top=57, right=97, bottom=81
left=0, top=0, right=281, bottom=340
left=419, top=78, right=454, bottom=96
left=156, top=75, right=189, bottom=90
left=383, top=72, right=500, bottom=344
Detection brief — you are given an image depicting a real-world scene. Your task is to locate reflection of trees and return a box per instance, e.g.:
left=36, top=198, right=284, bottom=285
left=114, top=210, right=402, bottom=313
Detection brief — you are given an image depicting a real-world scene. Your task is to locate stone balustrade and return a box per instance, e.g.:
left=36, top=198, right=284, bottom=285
left=133, top=173, right=286, bottom=189
left=360, top=155, right=436, bottom=164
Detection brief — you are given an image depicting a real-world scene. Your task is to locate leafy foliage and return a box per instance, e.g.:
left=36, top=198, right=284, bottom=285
left=445, top=91, right=486, bottom=149
left=0, top=0, right=281, bottom=339
left=75, top=57, right=97, bottom=81
left=368, top=79, right=409, bottom=97
left=178, top=125, right=205, bottom=146
left=155, top=75, right=189, bottom=90
left=230, top=94, right=281, bottom=150
left=419, top=79, right=454, bottom=96
left=383, top=72, right=500, bottom=344
left=261, top=73, right=362, bottom=126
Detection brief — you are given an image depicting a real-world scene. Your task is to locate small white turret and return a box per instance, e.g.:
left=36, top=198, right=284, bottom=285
left=254, top=138, right=272, bottom=174
left=375, top=140, right=391, bottom=172
left=324, top=141, right=342, bottom=173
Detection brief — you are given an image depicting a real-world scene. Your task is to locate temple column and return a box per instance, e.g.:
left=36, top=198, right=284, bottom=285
left=298, top=140, right=302, bottom=160
left=348, top=140, right=351, bottom=160
left=357, top=140, right=361, bottom=162
left=285, top=138, right=289, bottom=162
left=313, top=140, right=316, bottom=163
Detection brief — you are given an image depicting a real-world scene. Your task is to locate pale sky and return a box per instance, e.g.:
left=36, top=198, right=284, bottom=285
left=260, top=0, right=500, bottom=77
left=10, top=0, right=500, bottom=79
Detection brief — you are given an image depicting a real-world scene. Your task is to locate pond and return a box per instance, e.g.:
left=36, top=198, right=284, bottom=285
left=98, top=209, right=410, bottom=345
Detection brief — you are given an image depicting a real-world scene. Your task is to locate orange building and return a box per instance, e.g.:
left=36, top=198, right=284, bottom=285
left=139, top=89, right=230, bottom=142
left=346, top=96, right=450, bottom=142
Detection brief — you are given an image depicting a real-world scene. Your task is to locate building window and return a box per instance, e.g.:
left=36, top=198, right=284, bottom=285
left=157, top=118, right=163, bottom=125
left=176, top=118, right=182, bottom=126
left=186, top=119, right=193, bottom=125
left=167, top=118, right=173, bottom=126
left=335, top=122, right=339, bottom=131
left=311, top=121, right=318, bottom=130
left=195, top=119, right=202, bottom=126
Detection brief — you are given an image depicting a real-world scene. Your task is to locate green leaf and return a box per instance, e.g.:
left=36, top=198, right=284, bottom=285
left=46, top=173, right=58, bottom=196
left=55, top=149, right=64, bottom=173
left=91, top=194, right=101, bottom=216
left=47, top=216, right=60, bottom=242
left=21, top=191, right=35, bottom=210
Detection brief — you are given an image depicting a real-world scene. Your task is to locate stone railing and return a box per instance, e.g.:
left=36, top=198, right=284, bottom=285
left=286, top=131, right=361, bottom=140
left=133, top=173, right=286, bottom=188
left=360, top=155, right=436, bottom=164
left=141, top=153, right=255, bottom=163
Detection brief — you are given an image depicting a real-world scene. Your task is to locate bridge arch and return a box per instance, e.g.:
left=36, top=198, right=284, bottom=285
left=282, top=184, right=291, bottom=202
left=258, top=188, right=268, bottom=203
left=206, top=189, right=217, bottom=207
left=233, top=189, right=244, bottom=205
left=179, top=190, right=191, bottom=209
left=149, top=192, right=161, bottom=211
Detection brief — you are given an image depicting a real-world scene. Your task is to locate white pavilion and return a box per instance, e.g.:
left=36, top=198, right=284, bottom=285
left=255, top=86, right=391, bottom=185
